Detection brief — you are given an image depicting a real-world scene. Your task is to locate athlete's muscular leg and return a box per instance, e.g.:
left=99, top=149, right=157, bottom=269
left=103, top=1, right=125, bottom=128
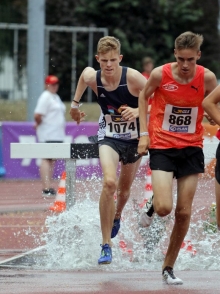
left=114, top=158, right=142, bottom=220
left=162, top=173, right=199, bottom=270
left=151, top=170, right=173, bottom=216
left=99, top=145, right=119, bottom=245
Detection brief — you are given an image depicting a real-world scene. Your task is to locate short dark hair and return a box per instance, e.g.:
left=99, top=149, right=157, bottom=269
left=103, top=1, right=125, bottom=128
left=175, top=31, right=204, bottom=51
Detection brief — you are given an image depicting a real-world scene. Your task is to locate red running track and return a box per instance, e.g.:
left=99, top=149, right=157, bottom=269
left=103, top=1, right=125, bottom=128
left=0, top=269, right=220, bottom=294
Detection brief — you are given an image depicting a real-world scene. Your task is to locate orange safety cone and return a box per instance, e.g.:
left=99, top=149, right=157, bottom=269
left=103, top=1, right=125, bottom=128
left=145, top=168, right=153, bottom=198
left=49, top=171, right=66, bottom=213
left=180, top=228, right=196, bottom=256
left=139, top=168, right=153, bottom=208
left=119, top=240, right=133, bottom=261
left=180, top=240, right=197, bottom=256
left=163, top=240, right=197, bottom=257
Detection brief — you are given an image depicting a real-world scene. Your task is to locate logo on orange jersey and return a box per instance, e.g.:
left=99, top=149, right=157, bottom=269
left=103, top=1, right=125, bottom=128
left=162, top=83, right=178, bottom=91
left=172, top=107, right=191, bottom=115
left=169, top=125, right=188, bottom=132
left=191, top=85, right=199, bottom=92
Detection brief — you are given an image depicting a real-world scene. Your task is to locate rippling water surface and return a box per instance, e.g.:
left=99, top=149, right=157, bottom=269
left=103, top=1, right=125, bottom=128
left=30, top=176, right=220, bottom=271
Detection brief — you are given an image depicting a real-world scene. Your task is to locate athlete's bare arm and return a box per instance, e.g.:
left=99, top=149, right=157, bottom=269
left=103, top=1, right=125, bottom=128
left=204, top=69, right=218, bottom=96
left=119, top=68, right=147, bottom=120
left=203, top=69, right=218, bottom=125
left=127, top=68, right=147, bottom=96
left=203, top=84, right=220, bottom=126
left=70, top=67, right=97, bottom=124
left=138, top=67, right=162, bottom=155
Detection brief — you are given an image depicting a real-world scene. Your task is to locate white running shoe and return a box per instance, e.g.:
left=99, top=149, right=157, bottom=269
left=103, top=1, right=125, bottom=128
left=139, top=194, right=155, bottom=227
left=162, top=266, right=183, bottom=285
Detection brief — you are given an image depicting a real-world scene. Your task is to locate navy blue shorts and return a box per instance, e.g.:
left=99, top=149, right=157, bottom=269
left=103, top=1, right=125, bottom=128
left=98, top=137, right=140, bottom=165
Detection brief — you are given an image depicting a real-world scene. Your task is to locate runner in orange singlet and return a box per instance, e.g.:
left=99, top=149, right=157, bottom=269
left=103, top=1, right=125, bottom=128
left=138, top=31, right=217, bottom=285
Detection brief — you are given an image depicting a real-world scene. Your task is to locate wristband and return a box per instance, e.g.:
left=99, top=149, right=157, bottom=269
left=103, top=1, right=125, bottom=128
left=140, top=132, right=149, bottom=137
left=71, top=102, right=83, bottom=109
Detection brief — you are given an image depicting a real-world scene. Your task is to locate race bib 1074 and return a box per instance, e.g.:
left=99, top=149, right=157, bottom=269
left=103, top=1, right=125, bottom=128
left=105, top=114, right=138, bottom=140
left=162, top=104, right=198, bottom=133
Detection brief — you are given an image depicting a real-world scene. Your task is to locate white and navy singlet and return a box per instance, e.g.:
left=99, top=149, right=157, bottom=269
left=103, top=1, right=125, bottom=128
left=96, top=67, right=139, bottom=143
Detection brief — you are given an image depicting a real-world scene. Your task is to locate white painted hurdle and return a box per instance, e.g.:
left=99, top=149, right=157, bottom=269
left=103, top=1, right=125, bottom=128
left=10, top=143, right=99, bottom=210
left=10, top=140, right=219, bottom=209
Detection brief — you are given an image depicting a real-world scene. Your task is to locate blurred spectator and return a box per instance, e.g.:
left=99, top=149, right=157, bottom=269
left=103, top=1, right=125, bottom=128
left=142, top=57, right=154, bottom=80
left=141, top=57, right=155, bottom=190
left=142, top=57, right=155, bottom=112
left=34, top=75, right=66, bottom=197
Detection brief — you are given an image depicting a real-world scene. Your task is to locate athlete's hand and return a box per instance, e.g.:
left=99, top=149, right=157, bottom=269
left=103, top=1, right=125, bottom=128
left=204, top=112, right=216, bottom=126
left=120, top=107, right=139, bottom=120
left=79, top=111, right=86, bottom=122
left=69, top=108, right=86, bottom=124
left=138, top=136, right=150, bottom=156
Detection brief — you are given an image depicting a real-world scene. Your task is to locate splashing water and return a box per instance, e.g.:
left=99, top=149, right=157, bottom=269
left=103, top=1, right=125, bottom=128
left=29, top=176, right=220, bottom=271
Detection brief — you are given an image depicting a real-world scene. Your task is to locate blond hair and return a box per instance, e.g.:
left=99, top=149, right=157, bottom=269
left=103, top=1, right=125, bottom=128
left=97, top=36, right=121, bottom=54
left=175, top=31, right=204, bottom=51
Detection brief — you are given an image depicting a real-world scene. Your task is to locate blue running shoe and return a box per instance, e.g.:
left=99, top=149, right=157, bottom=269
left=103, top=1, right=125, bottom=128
left=98, top=244, right=112, bottom=264
left=111, top=218, right=121, bottom=238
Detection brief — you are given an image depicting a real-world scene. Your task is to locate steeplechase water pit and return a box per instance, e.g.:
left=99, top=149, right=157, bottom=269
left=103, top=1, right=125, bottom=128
left=1, top=138, right=220, bottom=273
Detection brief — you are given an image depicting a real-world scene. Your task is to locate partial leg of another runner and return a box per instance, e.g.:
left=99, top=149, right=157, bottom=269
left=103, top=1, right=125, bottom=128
left=215, top=179, right=220, bottom=231
left=215, top=143, right=220, bottom=230
left=111, top=157, right=142, bottom=238
left=40, top=159, right=56, bottom=196
left=139, top=170, right=173, bottom=227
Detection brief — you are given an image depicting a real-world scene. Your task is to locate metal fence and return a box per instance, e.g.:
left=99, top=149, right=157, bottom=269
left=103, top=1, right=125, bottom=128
left=0, top=23, right=108, bottom=101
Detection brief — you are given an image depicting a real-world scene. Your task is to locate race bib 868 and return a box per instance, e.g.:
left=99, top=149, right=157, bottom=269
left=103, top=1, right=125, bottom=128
left=162, top=104, right=198, bottom=133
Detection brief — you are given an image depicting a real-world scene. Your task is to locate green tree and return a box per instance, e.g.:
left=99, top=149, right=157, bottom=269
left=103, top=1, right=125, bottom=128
left=72, top=0, right=204, bottom=67
left=0, top=0, right=27, bottom=58
left=45, top=0, right=220, bottom=100
left=1, top=0, right=220, bottom=100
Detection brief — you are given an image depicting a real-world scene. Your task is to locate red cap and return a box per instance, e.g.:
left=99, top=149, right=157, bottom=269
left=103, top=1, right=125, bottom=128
left=45, top=75, right=59, bottom=85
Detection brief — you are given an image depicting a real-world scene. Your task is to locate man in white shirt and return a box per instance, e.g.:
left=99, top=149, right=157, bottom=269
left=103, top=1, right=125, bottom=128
left=34, top=75, right=66, bottom=196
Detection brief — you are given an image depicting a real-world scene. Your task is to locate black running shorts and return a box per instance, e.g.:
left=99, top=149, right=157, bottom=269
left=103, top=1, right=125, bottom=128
left=215, top=143, right=220, bottom=184
left=149, top=146, right=204, bottom=179
left=98, top=137, right=141, bottom=165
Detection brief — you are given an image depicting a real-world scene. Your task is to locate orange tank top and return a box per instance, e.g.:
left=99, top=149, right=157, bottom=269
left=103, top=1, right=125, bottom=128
left=149, top=63, right=205, bottom=149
